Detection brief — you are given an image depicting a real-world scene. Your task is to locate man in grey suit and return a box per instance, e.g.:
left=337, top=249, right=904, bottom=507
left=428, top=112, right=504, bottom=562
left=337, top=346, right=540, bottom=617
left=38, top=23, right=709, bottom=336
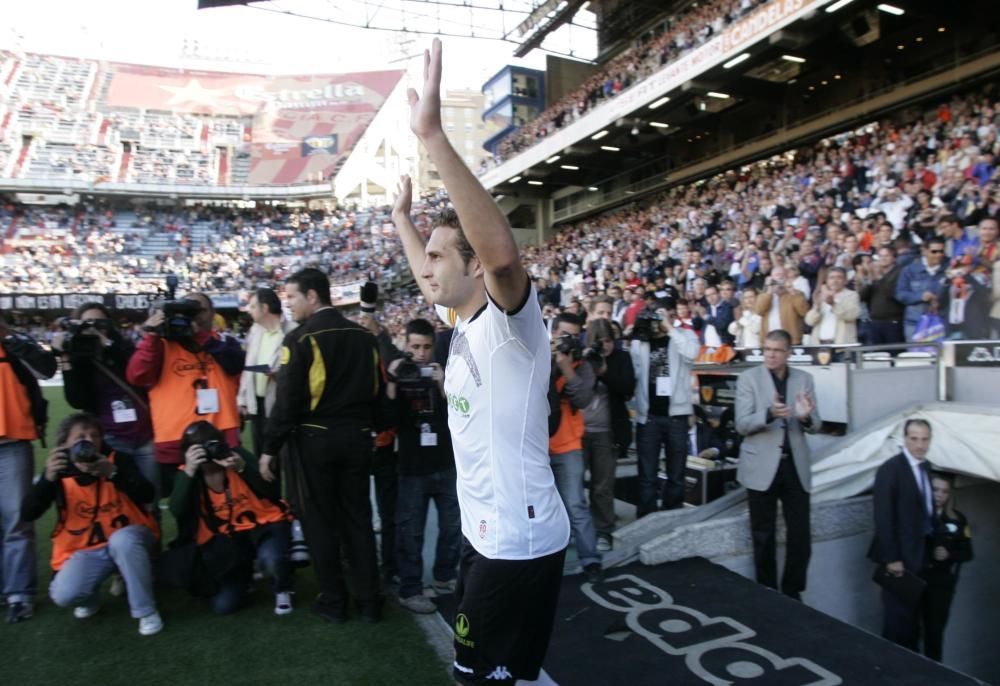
left=735, top=329, right=820, bottom=600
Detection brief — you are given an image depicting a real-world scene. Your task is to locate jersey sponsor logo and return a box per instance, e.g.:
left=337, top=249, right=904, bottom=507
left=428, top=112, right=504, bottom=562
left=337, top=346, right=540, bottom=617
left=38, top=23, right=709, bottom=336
left=447, top=392, right=470, bottom=414
left=172, top=358, right=215, bottom=376
left=581, top=574, right=842, bottom=685
left=447, top=330, right=482, bottom=387
left=280, top=345, right=291, bottom=366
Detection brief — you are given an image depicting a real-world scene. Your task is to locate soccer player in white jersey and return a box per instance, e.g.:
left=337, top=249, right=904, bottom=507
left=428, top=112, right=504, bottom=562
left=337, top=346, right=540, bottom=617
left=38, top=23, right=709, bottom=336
left=392, top=39, right=570, bottom=686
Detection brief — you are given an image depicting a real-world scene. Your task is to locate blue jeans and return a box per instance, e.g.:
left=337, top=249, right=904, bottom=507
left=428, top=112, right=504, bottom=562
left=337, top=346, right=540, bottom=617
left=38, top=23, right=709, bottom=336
left=209, top=521, right=292, bottom=615
left=0, top=441, right=36, bottom=604
left=550, top=449, right=600, bottom=568
left=49, top=525, right=157, bottom=618
left=636, top=414, right=690, bottom=515
left=395, top=469, right=461, bottom=599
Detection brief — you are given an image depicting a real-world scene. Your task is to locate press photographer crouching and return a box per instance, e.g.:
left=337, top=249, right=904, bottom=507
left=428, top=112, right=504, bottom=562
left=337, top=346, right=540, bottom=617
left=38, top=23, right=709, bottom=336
left=167, top=421, right=294, bottom=616
left=54, top=303, right=157, bottom=501
left=19, top=412, right=163, bottom=635
left=127, top=294, right=244, bottom=498
left=384, top=318, right=459, bottom=614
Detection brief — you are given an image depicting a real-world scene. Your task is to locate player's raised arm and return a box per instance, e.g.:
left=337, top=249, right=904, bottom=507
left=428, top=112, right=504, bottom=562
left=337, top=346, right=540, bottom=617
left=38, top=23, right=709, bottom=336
left=407, top=38, right=528, bottom=311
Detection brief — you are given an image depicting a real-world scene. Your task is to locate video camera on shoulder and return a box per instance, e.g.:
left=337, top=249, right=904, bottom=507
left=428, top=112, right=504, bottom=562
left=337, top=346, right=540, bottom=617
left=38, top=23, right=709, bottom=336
left=150, top=299, right=202, bottom=340
left=632, top=308, right=664, bottom=342
left=58, top=317, right=113, bottom=358
left=395, top=352, right=437, bottom=417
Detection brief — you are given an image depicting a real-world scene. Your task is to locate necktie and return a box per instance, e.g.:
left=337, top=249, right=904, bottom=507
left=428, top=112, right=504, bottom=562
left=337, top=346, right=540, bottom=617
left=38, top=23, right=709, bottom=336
left=918, top=461, right=933, bottom=535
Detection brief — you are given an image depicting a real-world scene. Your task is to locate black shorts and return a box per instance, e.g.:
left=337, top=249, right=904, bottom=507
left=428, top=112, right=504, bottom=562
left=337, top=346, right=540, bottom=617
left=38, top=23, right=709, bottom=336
left=452, top=538, right=566, bottom=685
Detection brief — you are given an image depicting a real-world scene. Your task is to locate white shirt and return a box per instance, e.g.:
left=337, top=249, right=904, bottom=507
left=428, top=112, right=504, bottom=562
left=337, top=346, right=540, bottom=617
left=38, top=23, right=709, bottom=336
left=768, top=293, right=783, bottom=333
left=817, top=302, right=838, bottom=341
left=903, top=447, right=933, bottom=516
left=436, top=291, right=570, bottom=560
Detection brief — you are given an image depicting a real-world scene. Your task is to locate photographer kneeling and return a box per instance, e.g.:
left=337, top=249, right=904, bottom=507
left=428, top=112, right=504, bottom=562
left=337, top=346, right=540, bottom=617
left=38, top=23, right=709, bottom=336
left=169, top=421, right=293, bottom=616
left=385, top=318, right=459, bottom=614
left=20, top=413, right=162, bottom=635
left=55, top=303, right=156, bottom=501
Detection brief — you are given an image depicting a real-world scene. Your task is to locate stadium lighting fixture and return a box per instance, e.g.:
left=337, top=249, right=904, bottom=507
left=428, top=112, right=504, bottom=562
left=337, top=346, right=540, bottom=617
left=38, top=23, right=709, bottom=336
left=588, top=186, right=599, bottom=191
left=546, top=155, right=561, bottom=164
left=560, top=165, right=579, bottom=170
left=508, top=176, right=521, bottom=183
left=723, top=53, right=750, bottom=69
left=825, top=0, right=855, bottom=12
left=527, top=180, right=544, bottom=186
left=648, top=96, right=670, bottom=109
left=650, top=122, right=670, bottom=128
left=877, top=3, right=904, bottom=15
left=782, top=55, right=806, bottom=63
left=591, top=130, right=609, bottom=140
left=707, top=92, right=730, bottom=99
left=600, top=146, right=620, bottom=152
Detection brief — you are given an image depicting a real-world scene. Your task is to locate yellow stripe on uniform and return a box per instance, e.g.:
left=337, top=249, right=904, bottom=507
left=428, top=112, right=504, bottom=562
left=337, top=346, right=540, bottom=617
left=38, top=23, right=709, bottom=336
left=309, top=337, right=326, bottom=412
left=372, top=349, right=380, bottom=397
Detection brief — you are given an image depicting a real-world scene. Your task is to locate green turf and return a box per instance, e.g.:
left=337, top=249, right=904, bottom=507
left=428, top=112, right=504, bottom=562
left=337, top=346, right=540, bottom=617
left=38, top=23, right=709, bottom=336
left=0, top=388, right=452, bottom=686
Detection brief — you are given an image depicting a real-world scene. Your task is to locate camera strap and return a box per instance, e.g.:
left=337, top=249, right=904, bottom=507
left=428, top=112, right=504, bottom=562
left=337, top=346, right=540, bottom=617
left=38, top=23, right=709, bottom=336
left=91, top=357, right=150, bottom=414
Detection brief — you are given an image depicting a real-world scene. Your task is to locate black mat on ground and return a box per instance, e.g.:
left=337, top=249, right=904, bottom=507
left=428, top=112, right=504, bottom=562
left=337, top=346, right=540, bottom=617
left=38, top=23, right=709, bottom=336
left=436, top=557, right=980, bottom=686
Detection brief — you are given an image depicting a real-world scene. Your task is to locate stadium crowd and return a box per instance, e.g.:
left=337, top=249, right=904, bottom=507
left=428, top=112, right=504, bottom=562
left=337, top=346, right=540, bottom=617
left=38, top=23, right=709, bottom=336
left=489, top=0, right=768, bottom=166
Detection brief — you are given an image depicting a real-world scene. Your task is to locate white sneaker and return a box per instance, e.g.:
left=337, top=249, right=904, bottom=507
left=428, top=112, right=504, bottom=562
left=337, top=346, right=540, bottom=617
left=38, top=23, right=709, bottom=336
left=73, top=603, right=100, bottom=619
left=138, top=611, right=164, bottom=636
left=596, top=537, right=612, bottom=553
left=398, top=594, right=437, bottom=614
left=274, top=591, right=293, bottom=616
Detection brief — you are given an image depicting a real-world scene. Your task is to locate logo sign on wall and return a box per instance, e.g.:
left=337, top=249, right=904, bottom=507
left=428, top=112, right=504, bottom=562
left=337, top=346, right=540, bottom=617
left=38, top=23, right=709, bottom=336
left=301, top=135, right=338, bottom=157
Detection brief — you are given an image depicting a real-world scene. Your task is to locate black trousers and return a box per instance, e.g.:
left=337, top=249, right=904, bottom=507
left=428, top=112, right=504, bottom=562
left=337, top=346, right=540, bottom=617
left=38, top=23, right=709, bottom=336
left=746, top=457, right=811, bottom=597
left=251, top=395, right=267, bottom=458
left=371, top=443, right=398, bottom=577
left=292, top=421, right=380, bottom=608
left=922, top=572, right=957, bottom=662
left=868, top=319, right=904, bottom=346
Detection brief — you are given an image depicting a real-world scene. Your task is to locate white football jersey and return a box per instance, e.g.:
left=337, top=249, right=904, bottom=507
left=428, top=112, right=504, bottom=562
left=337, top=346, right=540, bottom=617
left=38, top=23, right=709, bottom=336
left=437, top=289, right=570, bottom=559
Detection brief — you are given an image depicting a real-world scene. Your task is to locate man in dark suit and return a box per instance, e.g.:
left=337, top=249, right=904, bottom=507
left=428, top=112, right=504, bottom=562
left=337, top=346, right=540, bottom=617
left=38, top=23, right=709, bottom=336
left=735, top=329, right=820, bottom=600
left=700, top=284, right=735, bottom=346
left=870, top=418, right=936, bottom=651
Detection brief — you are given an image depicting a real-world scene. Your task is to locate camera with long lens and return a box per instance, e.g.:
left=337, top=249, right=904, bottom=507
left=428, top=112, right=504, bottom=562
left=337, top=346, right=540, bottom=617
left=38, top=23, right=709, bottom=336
left=150, top=299, right=202, bottom=340
left=555, top=334, right=582, bottom=361
left=61, top=439, right=100, bottom=477
left=201, top=439, right=230, bottom=462
left=59, top=317, right=113, bottom=358
left=395, top=353, right=437, bottom=417
left=632, top=309, right=663, bottom=342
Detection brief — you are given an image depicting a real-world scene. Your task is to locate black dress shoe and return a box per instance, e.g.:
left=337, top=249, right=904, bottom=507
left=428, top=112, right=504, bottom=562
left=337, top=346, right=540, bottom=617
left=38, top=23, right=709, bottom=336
left=313, top=595, right=347, bottom=624
left=6, top=602, right=33, bottom=624
left=584, top=563, right=604, bottom=584
left=358, top=597, right=384, bottom=624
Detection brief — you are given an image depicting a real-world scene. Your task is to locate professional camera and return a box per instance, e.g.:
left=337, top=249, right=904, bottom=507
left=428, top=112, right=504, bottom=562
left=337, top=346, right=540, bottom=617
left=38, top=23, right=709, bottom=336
left=202, top=439, right=230, bottom=462
left=395, top=353, right=437, bottom=417
left=554, top=334, right=582, bottom=361
left=59, top=317, right=113, bottom=358
left=582, top=341, right=603, bottom=362
left=150, top=299, right=202, bottom=340
left=632, top=309, right=663, bottom=342
left=61, top=439, right=100, bottom=477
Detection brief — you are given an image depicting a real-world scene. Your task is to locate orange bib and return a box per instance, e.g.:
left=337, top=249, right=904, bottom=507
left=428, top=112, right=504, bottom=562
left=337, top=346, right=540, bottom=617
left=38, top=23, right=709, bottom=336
left=196, top=470, right=291, bottom=545
left=51, top=453, right=159, bottom=570
left=0, top=343, right=37, bottom=441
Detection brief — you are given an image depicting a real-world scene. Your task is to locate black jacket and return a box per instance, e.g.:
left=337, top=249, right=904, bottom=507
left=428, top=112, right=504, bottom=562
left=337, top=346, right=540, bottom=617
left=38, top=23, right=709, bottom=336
left=0, top=331, right=56, bottom=441
left=264, top=308, right=384, bottom=454
left=594, top=348, right=636, bottom=456
left=860, top=264, right=905, bottom=321
left=870, top=453, right=933, bottom=573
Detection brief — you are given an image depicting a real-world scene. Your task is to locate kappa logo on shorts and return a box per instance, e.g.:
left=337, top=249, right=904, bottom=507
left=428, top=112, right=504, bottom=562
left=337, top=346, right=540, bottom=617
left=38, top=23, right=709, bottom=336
left=479, top=519, right=488, bottom=539
left=486, top=666, right=513, bottom=680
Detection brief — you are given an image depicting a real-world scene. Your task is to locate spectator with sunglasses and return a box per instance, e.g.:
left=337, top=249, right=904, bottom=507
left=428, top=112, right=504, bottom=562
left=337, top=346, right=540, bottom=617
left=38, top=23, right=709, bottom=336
left=127, top=293, right=244, bottom=497
left=895, top=239, right=949, bottom=340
